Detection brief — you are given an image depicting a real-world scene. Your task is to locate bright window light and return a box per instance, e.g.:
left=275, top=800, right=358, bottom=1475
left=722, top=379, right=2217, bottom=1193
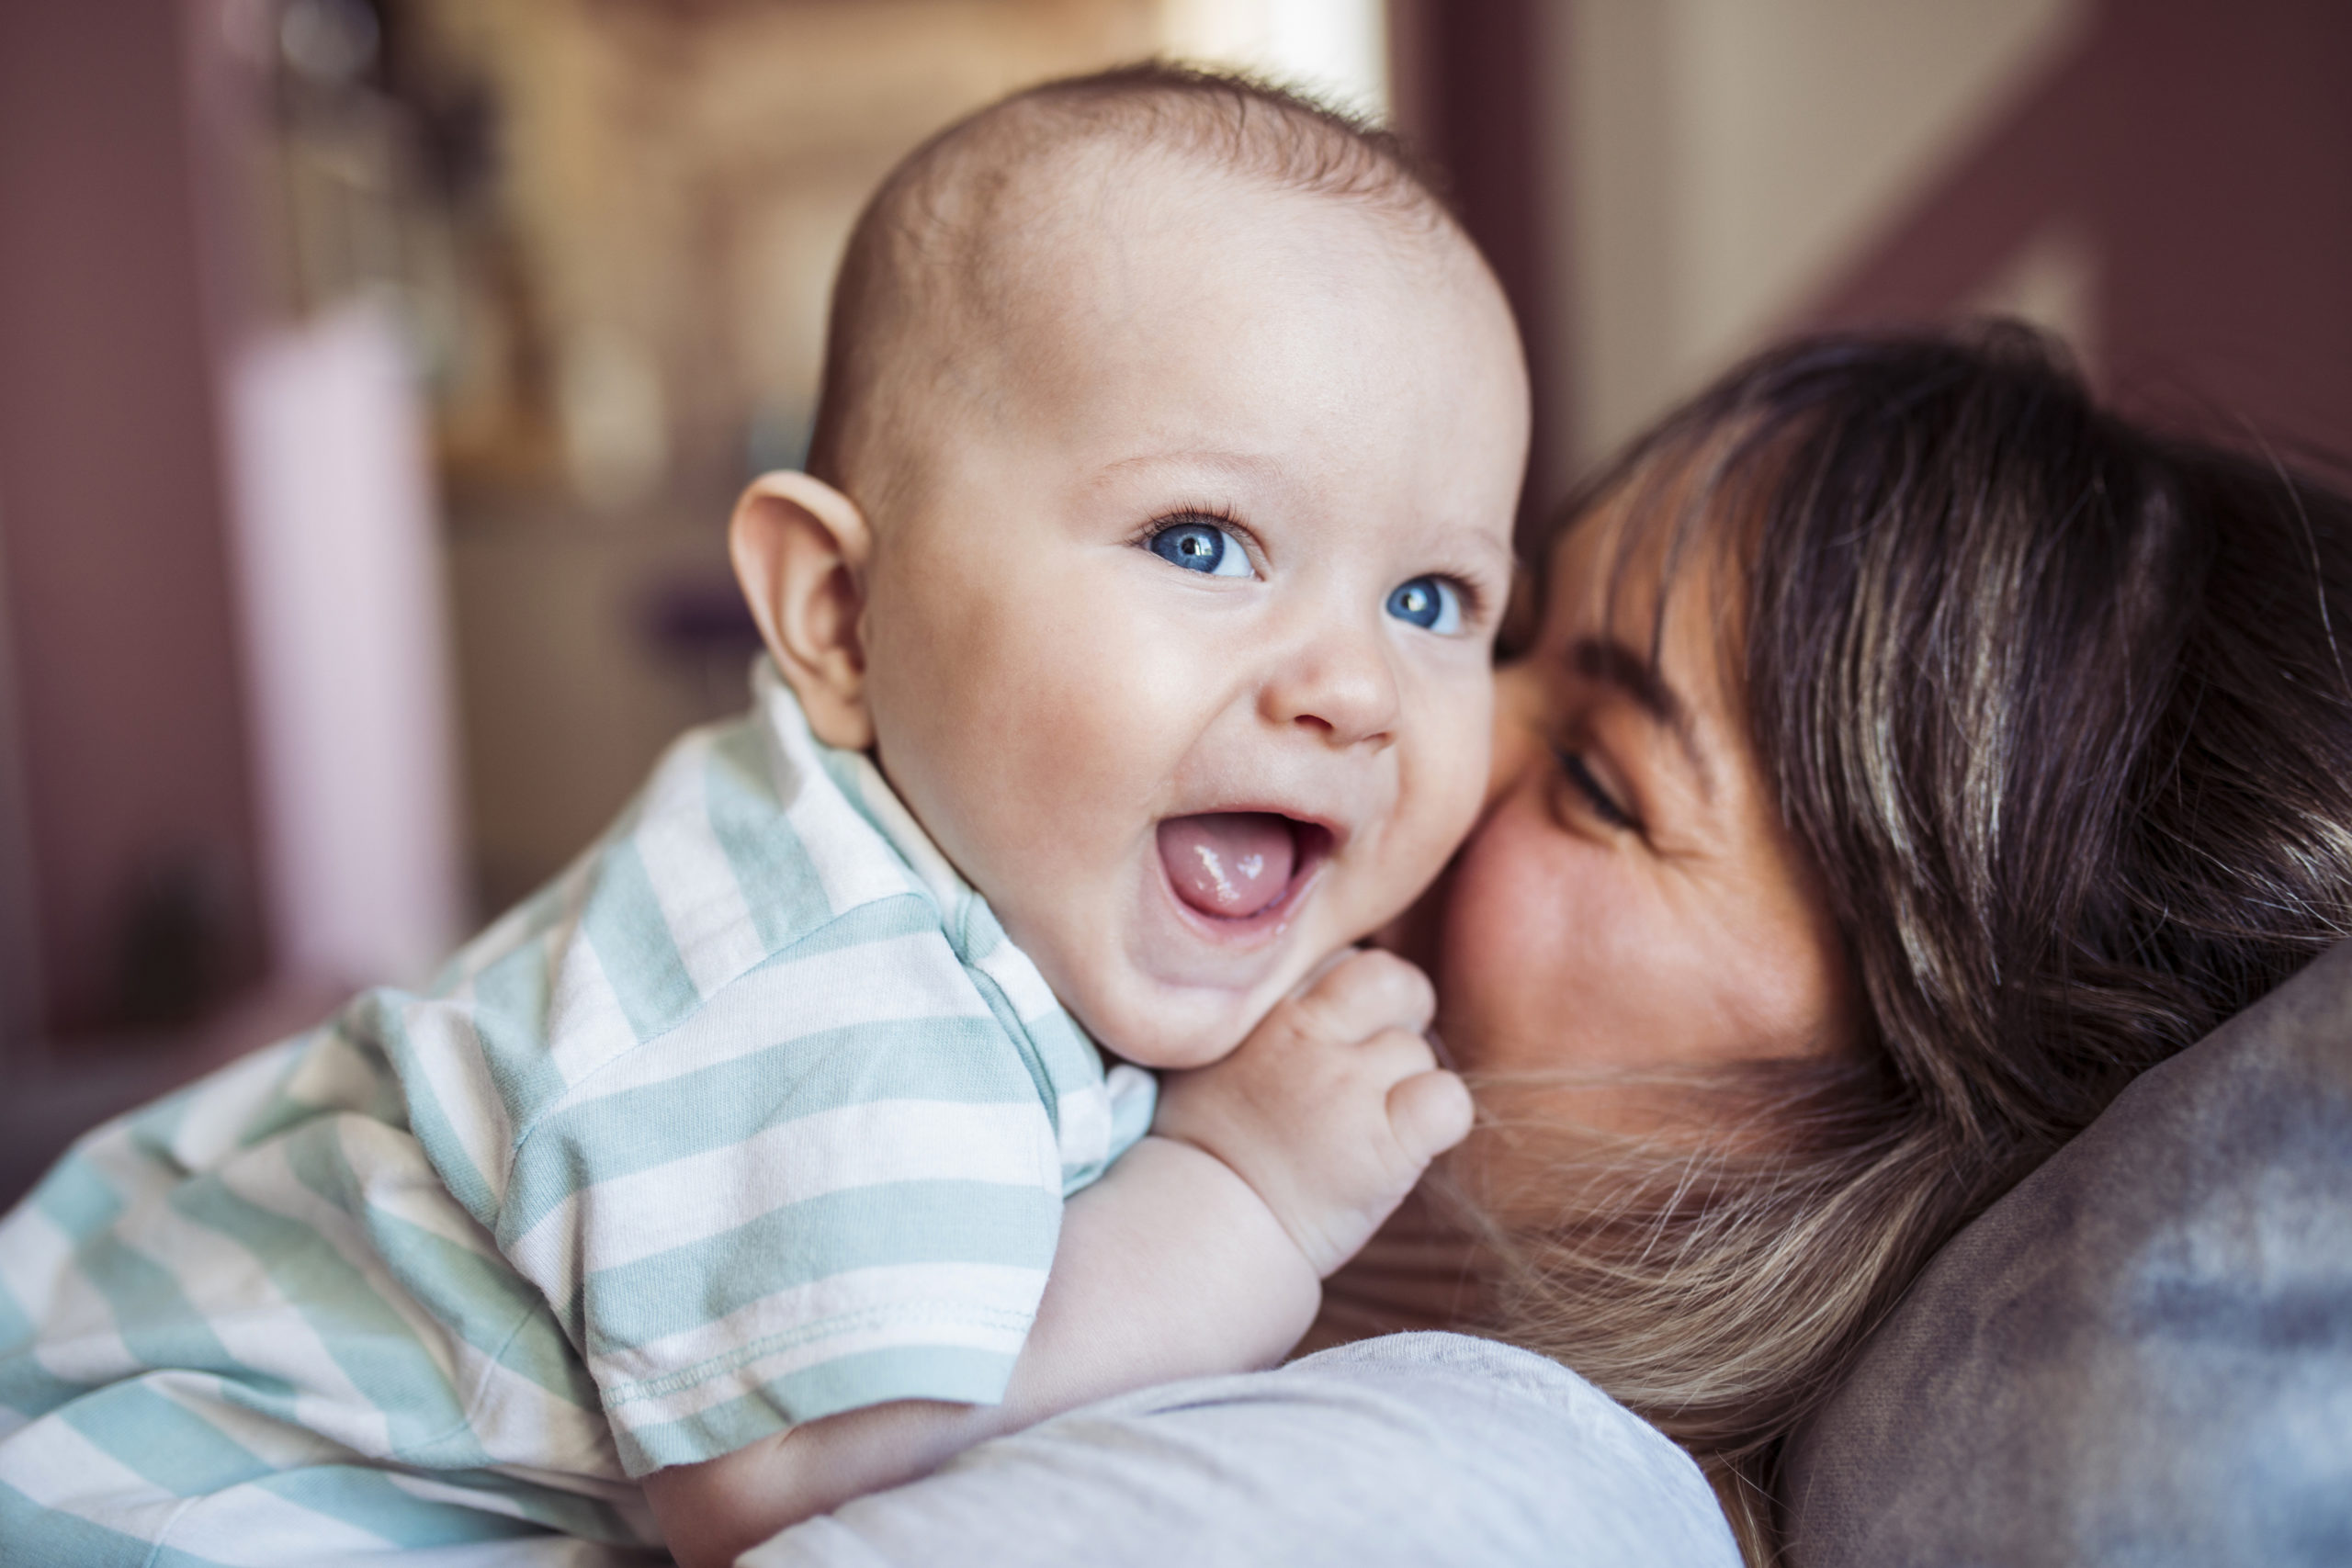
left=1158, top=0, right=1390, bottom=121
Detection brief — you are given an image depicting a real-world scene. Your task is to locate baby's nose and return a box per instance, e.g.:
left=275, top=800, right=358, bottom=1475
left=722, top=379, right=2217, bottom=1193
left=1261, top=623, right=1400, bottom=747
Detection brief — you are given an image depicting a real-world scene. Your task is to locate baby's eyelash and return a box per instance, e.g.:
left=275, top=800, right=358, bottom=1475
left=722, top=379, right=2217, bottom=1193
left=1133, top=500, right=1247, bottom=541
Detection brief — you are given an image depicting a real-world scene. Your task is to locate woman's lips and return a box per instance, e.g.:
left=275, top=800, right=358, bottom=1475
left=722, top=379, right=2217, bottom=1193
left=1157, top=813, right=1300, bottom=919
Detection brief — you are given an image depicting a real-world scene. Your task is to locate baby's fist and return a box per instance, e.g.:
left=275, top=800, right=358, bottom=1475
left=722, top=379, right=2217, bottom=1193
left=1153, top=950, right=1475, bottom=1278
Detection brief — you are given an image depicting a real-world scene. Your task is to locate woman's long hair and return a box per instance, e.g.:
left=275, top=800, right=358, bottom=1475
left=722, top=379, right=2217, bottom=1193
left=1488, top=324, right=2352, bottom=1561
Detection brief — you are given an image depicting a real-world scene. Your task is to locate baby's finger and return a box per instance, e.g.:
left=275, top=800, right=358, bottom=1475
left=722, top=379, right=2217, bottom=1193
left=1386, top=1069, right=1475, bottom=1164
left=1353, top=1024, right=1441, bottom=1085
left=1296, top=949, right=1437, bottom=1042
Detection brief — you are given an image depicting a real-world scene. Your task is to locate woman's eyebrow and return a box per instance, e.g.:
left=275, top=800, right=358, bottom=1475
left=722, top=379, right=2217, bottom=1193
left=1566, top=636, right=1713, bottom=791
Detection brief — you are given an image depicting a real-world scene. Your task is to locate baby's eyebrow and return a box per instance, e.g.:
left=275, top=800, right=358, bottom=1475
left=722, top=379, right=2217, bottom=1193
left=1089, top=448, right=1283, bottom=486
left=1566, top=637, right=1713, bottom=795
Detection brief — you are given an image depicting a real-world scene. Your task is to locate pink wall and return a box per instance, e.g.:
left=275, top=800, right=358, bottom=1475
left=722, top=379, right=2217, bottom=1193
left=0, top=0, right=264, bottom=1034
left=1805, top=0, right=2352, bottom=459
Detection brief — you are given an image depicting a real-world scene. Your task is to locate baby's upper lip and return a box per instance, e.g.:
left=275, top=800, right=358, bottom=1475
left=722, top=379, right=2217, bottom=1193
left=1158, top=795, right=1356, bottom=852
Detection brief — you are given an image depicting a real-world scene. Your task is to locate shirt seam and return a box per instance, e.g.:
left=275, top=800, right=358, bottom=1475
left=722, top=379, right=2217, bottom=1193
left=497, top=884, right=947, bottom=1204
left=600, top=1298, right=1036, bottom=1408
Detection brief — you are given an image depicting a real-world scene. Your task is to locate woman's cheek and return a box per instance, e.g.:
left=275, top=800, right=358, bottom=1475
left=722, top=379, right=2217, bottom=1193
left=1436, top=784, right=1600, bottom=1076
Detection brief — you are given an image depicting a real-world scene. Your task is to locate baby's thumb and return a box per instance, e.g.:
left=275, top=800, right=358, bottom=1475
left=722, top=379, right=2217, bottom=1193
left=1386, top=1069, right=1475, bottom=1165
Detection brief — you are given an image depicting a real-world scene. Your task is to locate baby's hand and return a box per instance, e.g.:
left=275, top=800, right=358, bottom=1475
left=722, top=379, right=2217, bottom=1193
left=1152, top=950, right=1475, bottom=1278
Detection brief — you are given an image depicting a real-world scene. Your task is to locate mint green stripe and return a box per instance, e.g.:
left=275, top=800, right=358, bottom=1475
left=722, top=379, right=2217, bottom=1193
left=122, top=1089, right=196, bottom=1169
left=0, top=1476, right=243, bottom=1568
left=57, top=1380, right=270, bottom=1497
left=166, top=1156, right=482, bottom=1464
left=582, top=1179, right=1057, bottom=1349
left=581, top=840, right=702, bottom=1043
left=374, top=1001, right=501, bottom=1228
left=62, top=1221, right=290, bottom=1404
left=284, top=1127, right=594, bottom=1415
left=0, top=1274, right=88, bottom=1419
left=356, top=1207, right=594, bottom=1411
left=610, top=1343, right=1016, bottom=1476
left=959, top=964, right=1060, bottom=1138
left=708, top=722, right=835, bottom=950
left=31, top=1152, right=124, bottom=1241
left=232, top=1024, right=403, bottom=1154
left=500, top=1013, right=1035, bottom=1242
left=759, top=889, right=938, bottom=962
left=252, top=1465, right=548, bottom=1549
left=457, top=941, right=570, bottom=1133
left=397, top=1465, right=648, bottom=1543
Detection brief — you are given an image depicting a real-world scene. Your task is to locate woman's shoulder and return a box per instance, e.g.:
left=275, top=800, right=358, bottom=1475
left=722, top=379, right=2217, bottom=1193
left=745, top=1331, right=1743, bottom=1568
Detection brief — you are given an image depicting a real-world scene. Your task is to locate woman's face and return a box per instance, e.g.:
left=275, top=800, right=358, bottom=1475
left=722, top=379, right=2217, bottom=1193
left=1433, top=487, right=1859, bottom=1205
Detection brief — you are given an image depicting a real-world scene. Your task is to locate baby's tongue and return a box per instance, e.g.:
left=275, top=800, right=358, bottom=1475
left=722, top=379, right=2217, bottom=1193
left=1158, top=813, right=1295, bottom=919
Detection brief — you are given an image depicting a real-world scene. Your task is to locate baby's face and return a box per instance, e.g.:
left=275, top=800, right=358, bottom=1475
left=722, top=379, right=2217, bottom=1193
left=860, top=171, right=1527, bottom=1067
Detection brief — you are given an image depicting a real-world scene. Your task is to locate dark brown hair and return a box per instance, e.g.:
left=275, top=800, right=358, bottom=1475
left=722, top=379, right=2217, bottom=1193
left=1497, top=322, right=2352, bottom=1560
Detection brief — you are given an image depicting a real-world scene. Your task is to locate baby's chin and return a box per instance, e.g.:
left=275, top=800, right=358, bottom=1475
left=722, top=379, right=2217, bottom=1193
left=1063, top=972, right=1267, bottom=1071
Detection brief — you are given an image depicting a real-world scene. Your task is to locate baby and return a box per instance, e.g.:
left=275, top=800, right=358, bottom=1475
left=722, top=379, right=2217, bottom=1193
left=0, top=65, right=1527, bottom=1568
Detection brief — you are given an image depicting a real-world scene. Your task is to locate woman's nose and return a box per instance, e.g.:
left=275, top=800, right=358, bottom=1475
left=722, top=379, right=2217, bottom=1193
left=1261, top=616, right=1401, bottom=747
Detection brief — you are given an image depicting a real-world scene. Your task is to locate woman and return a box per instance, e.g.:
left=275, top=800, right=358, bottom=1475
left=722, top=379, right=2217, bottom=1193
left=753, top=321, right=2352, bottom=1565
left=1437, top=321, right=2352, bottom=1551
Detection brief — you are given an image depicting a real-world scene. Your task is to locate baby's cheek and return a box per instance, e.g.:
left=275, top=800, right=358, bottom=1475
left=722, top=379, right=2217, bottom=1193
left=1412, top=692, right=1497, bottom=849
left=1361, top=702, right=1492, bottom=924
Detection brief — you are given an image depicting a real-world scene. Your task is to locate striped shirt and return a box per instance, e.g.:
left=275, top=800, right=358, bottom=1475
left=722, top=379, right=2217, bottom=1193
left=0, top=660, right=1153, bottom=1563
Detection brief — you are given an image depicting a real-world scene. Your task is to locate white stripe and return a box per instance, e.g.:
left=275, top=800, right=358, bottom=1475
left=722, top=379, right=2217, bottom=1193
left=594, top=1260, right=1043, bottom=1420
left=75, top=1118, right=186, bottom=1211
left=545, top=931, right=995, bottom=1110
left=968, top=938, right=1066, bottom=1024
left=617, top=1308, right=1033, bottom=1431
left=325, top=1111, right=511, bottom=1273
left=770, top=720, right=919, bottom=917
left=542, top=925, right=646, bottom=1092
left=276, top=1028, right=388, bottom=1119
left=150, top=1370, right=351, bottom=1470
left=629, top=732, right=768, bottom=998
left=0, top=1196, right=82, bottom=1345
left=0, top=1201, right=144, bottom=1393
left=394, top=994, right=515, bottom=1212
left=189, top=1143, right=411, bottom=1460
left=443, top=1347, right=621, bottom=1479
left=508, top=1098, right=1057, bottom=1297
left=156, top=1476, right=401, bottom=1562
left=850, top=753, right=967, bottom=913
left=164, top=1037, right=311, bottom=1171
left=1055, top=1082, right=1112, bottom=1174
left=0, top=1408, right=210, bottom=1543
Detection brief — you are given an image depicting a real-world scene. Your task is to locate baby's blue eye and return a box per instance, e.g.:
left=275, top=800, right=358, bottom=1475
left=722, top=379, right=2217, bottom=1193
left=1385, top=576, right=1462, bottom=633
left=1148, top=518, right=1252, bottom=577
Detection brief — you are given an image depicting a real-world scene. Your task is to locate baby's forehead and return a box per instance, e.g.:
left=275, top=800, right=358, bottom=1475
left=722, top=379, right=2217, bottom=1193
left=818, top=78, right=1505, bottom=510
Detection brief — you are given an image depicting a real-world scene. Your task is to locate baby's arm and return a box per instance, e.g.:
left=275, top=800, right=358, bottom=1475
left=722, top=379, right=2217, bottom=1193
left=644, top=951, right=1472, bottom=1568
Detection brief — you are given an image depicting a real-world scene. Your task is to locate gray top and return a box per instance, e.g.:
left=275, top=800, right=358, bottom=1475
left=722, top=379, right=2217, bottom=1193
left=743, top=1331, right=1740, bottom=1568
left=1785, top=940, right=2352, bottom=1567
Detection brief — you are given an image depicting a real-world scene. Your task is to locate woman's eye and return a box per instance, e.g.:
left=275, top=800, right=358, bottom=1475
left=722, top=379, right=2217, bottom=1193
left=1147, top=518, right=1252, bottom=577
left=1555, top=746, right=1638, bottom=830
left=1385, top=575, right=1463, bottom=633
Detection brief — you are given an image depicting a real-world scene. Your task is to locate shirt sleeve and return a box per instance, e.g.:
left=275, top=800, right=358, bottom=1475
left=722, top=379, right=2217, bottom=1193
left=499, top=911, right=1069, bottom=1478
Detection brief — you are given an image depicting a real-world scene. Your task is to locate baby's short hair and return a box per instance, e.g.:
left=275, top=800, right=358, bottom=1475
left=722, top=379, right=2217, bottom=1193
left=807, top=62, right=1457, bottom=506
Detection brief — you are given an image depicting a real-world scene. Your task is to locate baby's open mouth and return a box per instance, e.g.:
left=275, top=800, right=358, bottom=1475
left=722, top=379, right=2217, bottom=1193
left=1156, top=813, right=1330, bottom=921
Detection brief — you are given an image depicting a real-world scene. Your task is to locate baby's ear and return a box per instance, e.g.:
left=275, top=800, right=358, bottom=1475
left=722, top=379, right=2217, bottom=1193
left=729, top=471, right=875, bottom=750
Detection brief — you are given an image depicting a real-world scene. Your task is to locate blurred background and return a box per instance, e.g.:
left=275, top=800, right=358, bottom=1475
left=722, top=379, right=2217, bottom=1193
left=2, top=0, right=2346, bottom=1201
